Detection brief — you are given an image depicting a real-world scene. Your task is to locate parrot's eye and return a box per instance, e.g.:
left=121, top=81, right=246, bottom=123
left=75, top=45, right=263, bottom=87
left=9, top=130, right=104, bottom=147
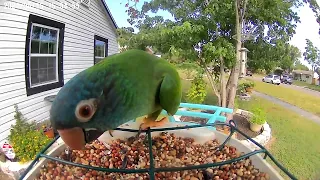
left=75, top=99, right=97, bottom=123
left=79, top=105, right=92, bottom=118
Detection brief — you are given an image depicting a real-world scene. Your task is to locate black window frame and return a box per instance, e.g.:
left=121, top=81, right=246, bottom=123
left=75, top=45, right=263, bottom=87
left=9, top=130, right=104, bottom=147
left=25, top=14, right=65, bottom=96
left=94, top=35, right=108, bottom=65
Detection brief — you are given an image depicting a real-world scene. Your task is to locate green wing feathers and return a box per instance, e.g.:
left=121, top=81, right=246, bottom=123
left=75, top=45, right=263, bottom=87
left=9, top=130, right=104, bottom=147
left=158, top=70, right=182, bottom=116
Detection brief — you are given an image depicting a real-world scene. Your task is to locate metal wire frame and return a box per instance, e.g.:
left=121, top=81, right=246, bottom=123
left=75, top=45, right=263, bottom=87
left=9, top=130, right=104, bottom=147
left=19, top=103, right=297, bottom=180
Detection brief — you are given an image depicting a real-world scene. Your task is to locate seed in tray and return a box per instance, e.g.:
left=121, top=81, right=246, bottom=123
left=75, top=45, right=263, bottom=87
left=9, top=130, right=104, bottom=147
left=36, top=132, right=270, bottom=180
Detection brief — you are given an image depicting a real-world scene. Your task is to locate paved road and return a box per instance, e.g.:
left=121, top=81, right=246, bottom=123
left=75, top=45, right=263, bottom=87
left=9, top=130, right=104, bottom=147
left=247, top=76, right=320, bottom=97
left=252, top=91, right=320, bottom=125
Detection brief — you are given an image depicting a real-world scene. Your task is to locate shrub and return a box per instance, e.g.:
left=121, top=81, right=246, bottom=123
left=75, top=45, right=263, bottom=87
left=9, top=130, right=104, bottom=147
left=8, top=105, right=52, bottom=163
left=249, top=107, right=266, bottom=125
left=186, top=73, right=207, bottom=104
left=237, top=83, right=246, bottom=95
left=243, top=80, right=255, bottom=89
left=237, top=80, right=255, bottom=94
left=35, top=119, right=53, bottom=133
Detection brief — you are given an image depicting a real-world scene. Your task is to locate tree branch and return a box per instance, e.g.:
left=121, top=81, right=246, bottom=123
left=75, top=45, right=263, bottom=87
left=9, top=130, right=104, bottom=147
left=199, top=58, right=221, bottom=101
left=241, top=0, right=248, bottom=22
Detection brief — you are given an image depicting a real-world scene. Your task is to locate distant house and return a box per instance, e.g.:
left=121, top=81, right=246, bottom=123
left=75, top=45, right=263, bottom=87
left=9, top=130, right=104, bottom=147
left=0, top=0, right=119, bottom=143
left=292, top=70, right=319, bottom=85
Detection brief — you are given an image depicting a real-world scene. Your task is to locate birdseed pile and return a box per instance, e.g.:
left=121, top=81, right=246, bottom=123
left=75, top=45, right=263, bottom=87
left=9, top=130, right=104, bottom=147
left=35, top=132, right=271, bottom=180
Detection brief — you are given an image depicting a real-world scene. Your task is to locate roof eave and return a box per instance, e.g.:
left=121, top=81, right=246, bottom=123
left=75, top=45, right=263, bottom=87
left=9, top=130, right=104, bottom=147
left=100, top=0, right=118, bottom=29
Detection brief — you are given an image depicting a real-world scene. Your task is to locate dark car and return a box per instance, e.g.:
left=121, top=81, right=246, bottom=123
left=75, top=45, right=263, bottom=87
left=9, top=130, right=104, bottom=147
left=246, top=69, right=253, bottom=76
left=281, top=74, right=293, bottom=85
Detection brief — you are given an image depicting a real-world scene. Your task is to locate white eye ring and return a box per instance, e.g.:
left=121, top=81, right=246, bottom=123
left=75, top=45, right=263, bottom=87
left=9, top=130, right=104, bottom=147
left=75, top=99, right=97, bottom=123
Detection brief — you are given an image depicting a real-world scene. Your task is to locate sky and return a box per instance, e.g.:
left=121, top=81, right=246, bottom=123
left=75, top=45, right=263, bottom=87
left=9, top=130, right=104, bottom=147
left=105, top=0, right=320, bottom=69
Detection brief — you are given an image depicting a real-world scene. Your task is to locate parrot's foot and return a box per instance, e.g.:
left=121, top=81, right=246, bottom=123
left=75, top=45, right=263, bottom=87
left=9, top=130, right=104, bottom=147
left=109, top=130, right=114, bottom=137
left=136, top=117, right=169, bottom=138
left=141, top=116, right=169, bottom=129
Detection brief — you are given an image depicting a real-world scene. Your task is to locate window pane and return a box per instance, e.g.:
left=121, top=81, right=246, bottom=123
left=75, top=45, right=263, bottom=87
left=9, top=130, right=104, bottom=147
left=48, top=68, right=56, bottom=81
left=38, top=57, right=47, bottom=69
left=40, top=28, right=50, bottom=41
left=38, top=69, right=47, bottom=82
left=97, top=46, right=101, bottom=57
left=49, top=29, right=57, bottom=41
left=31, top=25, right=58, bottom=54
left=101, top=45, right=105, bottom=57
left=98, top=45, right=105, bottom=57
left=95, top=40, right=105, bottom=46
left=95, top=39, right=105, bottom=57
left=40, top=41, right=49, bottom=54
left=31, top=40, right=40, bottom=53
left=48, top=29, right=57, bottom=54
left=31, top=26, right=41, bottom=40
left=30, top=57, right=57, bottom=86
left=48, top=42, right=56, bottom=54
left=95, top=46, right=99, bottom=56
left=47, top=57, right=55, bottom=68
left=31, top=69, right=39, bottom=85
left=30, top=57, right=39, bottom=70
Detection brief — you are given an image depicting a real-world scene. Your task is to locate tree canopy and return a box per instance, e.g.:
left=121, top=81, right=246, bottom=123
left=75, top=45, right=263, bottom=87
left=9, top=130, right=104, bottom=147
left=245, top=39, right=301, bottom=73
left=294, top=60, right=310, bottom=71
left=117, top=0, right=320, bottom=110
left=303, top=38, right=320, bottom=71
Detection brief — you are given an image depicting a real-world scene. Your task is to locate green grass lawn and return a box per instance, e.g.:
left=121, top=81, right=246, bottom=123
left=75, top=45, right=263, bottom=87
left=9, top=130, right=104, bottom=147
left=251, top=80, right=320, bottom=116
left=293, top=80, right=320, bottom=92
left=237, top=96, right=320, bottom=180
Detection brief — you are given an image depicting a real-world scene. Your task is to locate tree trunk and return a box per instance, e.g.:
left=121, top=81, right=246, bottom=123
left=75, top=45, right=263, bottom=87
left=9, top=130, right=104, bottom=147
left=226, top=0, right=242, bottom=121
left=220, top=56, right=227, bottom=107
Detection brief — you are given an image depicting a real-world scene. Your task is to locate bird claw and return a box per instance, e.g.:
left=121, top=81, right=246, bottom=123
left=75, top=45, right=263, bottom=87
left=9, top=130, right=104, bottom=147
left=65, top=147, right=72, bottom=161
left=120, top=148, right=128, bottom=169
left=135, top=123, right=144, bottom=139
left=121, top=155, right=128, bottom=169
left=108, top=130, right=114, bottom=137
left=136, top=117, right=169, bottom=139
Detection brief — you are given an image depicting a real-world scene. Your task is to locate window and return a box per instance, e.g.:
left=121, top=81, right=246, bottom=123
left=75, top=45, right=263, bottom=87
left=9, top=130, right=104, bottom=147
left=25, top=14, right=65, bottom=96
left=94, top=35, right=108, bottom=64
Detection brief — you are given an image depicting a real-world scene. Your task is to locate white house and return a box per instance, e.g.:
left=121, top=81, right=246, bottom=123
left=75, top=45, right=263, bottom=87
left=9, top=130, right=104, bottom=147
left=0, top=0, right=119, bottom=143
left=292, top=70, right=319, bottom=85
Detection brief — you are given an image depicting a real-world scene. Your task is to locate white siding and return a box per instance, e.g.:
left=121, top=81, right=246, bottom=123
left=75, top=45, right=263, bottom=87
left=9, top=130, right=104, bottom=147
left=0, top=0, right=119, bottom=143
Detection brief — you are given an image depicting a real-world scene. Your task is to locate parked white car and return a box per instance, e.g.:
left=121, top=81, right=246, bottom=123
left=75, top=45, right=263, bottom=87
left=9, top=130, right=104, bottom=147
left=262, top=74, right=281, bottom=85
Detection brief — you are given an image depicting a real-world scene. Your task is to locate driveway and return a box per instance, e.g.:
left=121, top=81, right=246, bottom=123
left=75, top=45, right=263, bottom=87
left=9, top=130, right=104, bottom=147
left=247, top=76, right=320, bottom=98
left=252, top=91, right=320, bottom=125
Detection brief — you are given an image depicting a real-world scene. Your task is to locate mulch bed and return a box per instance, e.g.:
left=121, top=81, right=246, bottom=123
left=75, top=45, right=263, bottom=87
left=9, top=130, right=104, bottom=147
left=232, top=114, right=263, bottom=140
left=179, top=110, right=262, bottom=140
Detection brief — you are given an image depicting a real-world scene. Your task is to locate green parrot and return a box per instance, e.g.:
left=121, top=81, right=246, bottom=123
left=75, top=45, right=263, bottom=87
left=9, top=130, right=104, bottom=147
left=49, top=49, right=182, bottom=150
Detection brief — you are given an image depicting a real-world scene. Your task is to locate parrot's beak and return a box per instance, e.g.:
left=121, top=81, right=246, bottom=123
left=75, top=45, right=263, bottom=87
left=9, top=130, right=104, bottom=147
left=57, top=127, right=104, bottom=150
left=57, top=127, right=86, bottom=150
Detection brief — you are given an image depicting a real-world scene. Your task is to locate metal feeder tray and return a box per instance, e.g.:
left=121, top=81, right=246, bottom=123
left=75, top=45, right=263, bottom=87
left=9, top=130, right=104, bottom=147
left=18, top=103, right=297, bottom=180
